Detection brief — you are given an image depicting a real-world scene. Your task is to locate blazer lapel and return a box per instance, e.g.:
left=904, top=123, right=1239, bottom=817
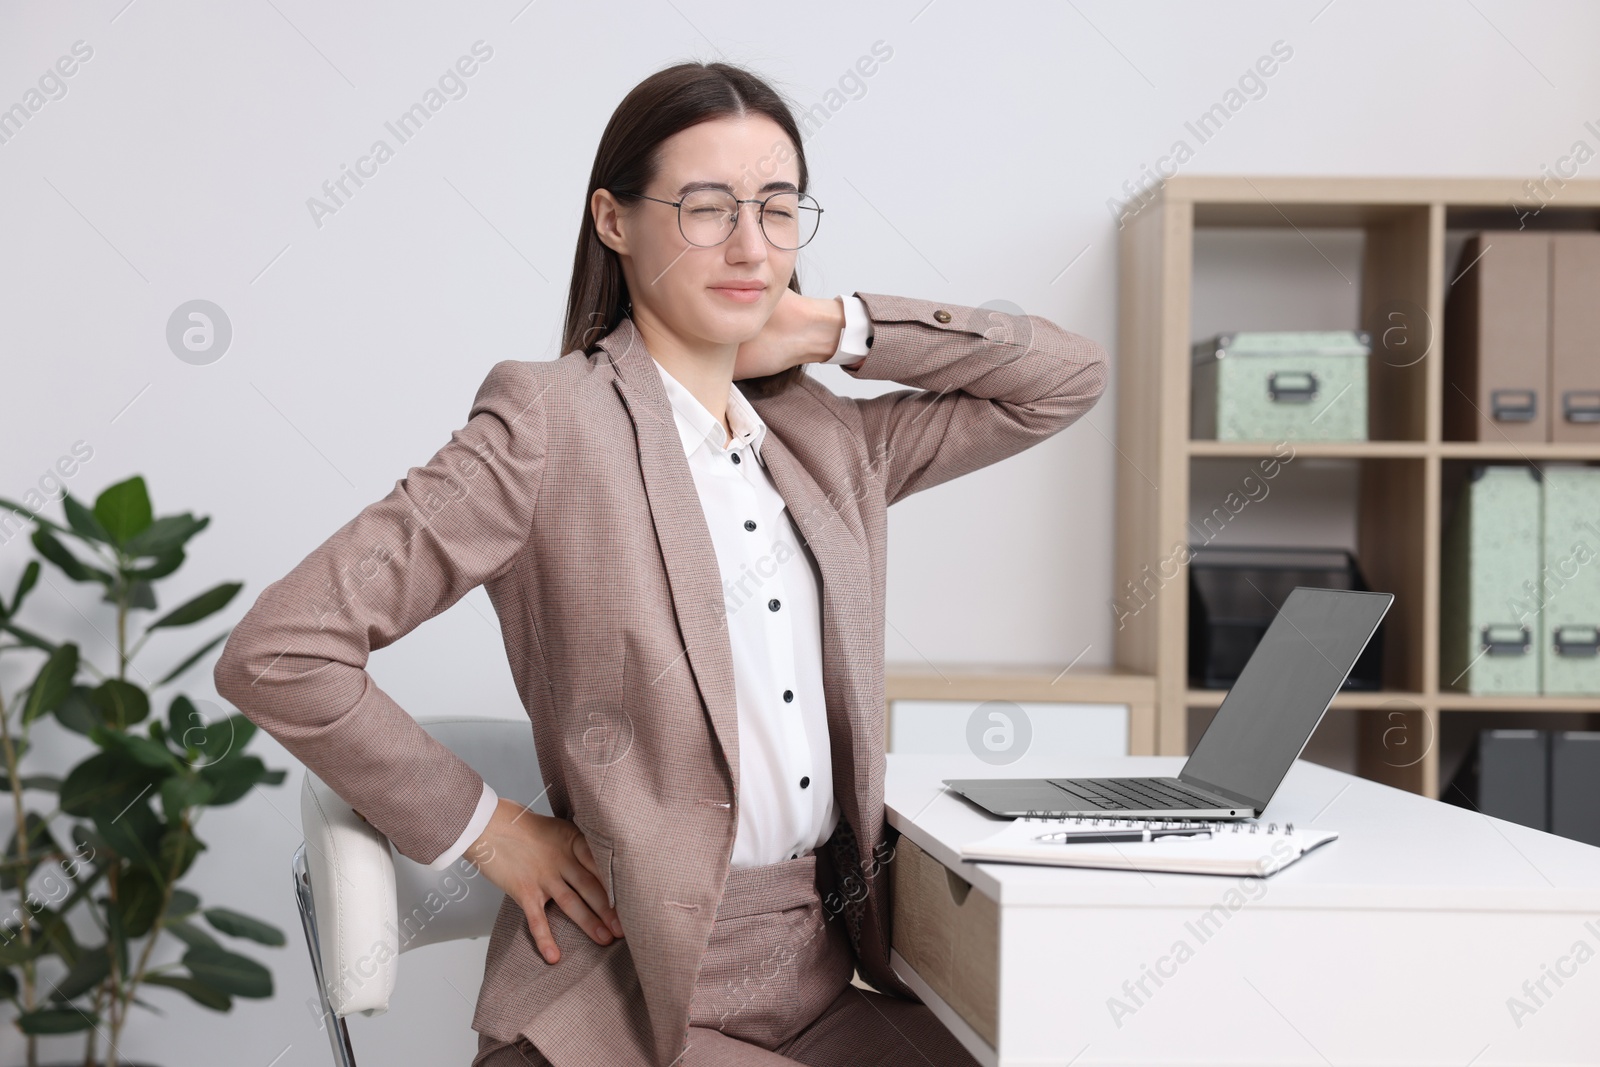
left=754, top=427, right=874, bottom=862
left=600, top=318, right=742, bottom=797
left=596, top=316, right=877, bottom=859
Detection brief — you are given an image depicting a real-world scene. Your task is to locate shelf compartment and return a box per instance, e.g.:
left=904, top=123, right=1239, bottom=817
left=1188, top=204, right=1436, bottom=444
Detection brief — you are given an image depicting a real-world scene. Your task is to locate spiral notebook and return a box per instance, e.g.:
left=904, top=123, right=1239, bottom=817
left=959, top=817, right=1339, bottom=877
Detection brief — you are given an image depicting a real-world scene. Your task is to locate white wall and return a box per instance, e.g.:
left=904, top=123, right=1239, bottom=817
left=2, top=1, right=1598, bottom=1063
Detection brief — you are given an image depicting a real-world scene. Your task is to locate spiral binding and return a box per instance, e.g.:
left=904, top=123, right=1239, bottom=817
left=1015, top=814, right=1296, bottom=834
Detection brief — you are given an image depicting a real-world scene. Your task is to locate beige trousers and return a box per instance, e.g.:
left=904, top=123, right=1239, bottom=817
left=472, top=850, right=978, bottom=1067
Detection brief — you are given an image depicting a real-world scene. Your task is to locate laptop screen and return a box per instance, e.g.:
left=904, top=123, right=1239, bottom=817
left=1179, top=587, right=1393, bottom=810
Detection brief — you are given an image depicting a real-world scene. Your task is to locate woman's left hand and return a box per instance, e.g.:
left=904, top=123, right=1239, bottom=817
left=733, top=290, right=843, bottom=380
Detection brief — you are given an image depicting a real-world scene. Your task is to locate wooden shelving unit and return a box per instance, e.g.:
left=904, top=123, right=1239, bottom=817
left=1115, top=175, right=1600, bottom=800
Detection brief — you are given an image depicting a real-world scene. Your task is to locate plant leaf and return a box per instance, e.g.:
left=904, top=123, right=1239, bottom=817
left=92, top=797, right=166, bottom=880
left=87, top=679, right=150, bottom=729
left=0, top=928, right=47, bottom=966
left=0, top=497, right=72, bottom=539
left=159, top=824, right=205, bottom=882
left=15, top=1006, right=97, bottom=1034
left=165, top=918, right=218, bottom=952
left=202, top=907, right=286, bottom=947
left=181, top=944, right=272, bottom=998
left=0, top=774, right=61, bottom=793
left=93, top=476, right=153, bottom=546
left=160, top=774, right=214, bottom=820
left=129, top=546, right=185, bottom=581
left=198, top=755, right=270, bottom=806
left=22, top=643, right=78, bottom=725
left=62, top=494, right=112, bottom=545
left=155, top=631, right=229, bottom=688
left=59, top=751, right=160, bottom=818
left=166, top=888, right=200, bottom=919
left=54, top=685, right=101, bottom=735
left=0, top=967, right=17, bottom=1000
left=123, top=515, right=208, bottom=559
left=0, top=618, right=57, bottom=655
left=168, top=694, right=204, bottom=751
left=1, top=813, right=60, bottom=892
left=116, top=869, right=164, bottom=939
left=193, top=714, right=255, bottom=767
left=48, top=946, right=110, bottom=1001
left=31, top=528, right=112, bottom=585
left=96, top=728, right=179, bottom=773
left=7, top=560, right=40, bottom=618
left=146, top=582, right=241, bottom=631
left=143, top=972, right=232, bottom=1011
left=126, top=579, right=157, bottom=612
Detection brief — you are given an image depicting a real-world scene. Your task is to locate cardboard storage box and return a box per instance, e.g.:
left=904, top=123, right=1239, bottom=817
left=1541, top=464, right=1600, bottom=693
left=1440, top=465, right=1542, bottom=694
left=1191, top=330, right=1370, bottom=441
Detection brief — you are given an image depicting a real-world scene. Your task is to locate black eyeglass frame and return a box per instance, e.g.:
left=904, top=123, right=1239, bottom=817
left=629, top=190, right=824, bottom=250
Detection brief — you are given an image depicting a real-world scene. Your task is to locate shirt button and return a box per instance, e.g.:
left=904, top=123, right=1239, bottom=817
left=933, top=309, right=952, bottom=323
left=768, top=598, right=781, bottom=611
left=731, top=453, right=741, bottom=465
left=783, top=689, right=794, bottom=702
left=744, top=520, right=757, bottom=531
left=799, top=776, right=810, bottom=788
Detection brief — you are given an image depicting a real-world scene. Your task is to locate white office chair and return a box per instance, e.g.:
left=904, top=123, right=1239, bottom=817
left=292, top=716, right=550, bottom=1067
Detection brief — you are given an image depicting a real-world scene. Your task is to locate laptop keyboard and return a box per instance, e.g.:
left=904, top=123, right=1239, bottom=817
left=1050, top=777, right=1224, bottom=811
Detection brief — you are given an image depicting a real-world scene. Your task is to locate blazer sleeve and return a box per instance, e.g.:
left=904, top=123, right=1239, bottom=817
left=213, top=359, right=550, bottom=866
left=837, top=291, right=1109, bottom=507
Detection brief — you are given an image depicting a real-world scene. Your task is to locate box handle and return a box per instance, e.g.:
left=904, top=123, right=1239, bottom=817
left=1562, top=390, right=1600, bottom=424
left=1490, top=389, right=1537, bottom=422
left=1267, top=371, right=1319, bottom=403
left=1480, top=624, right=1531, bottom=656
left=1553, top=625, right=1600, bottom=657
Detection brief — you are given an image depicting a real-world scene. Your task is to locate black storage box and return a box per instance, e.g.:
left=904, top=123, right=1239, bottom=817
left=1444, top=729, right=1549, bottom=833
left=1187, top=545, right=1386, bottom=689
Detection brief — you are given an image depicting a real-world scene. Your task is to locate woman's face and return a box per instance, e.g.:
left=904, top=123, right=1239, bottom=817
left=598, top=114, right=801, bottom=348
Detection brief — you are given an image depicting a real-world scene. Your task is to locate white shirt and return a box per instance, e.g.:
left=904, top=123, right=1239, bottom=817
left=430, top=296, right=875, bottom=869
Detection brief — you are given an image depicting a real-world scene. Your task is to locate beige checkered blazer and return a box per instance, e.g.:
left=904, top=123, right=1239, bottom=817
left=213, top=292, right=1108, bottom=1066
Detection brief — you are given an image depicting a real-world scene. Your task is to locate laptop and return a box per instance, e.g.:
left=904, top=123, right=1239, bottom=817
left=944, top=586, right=1394, bottom=820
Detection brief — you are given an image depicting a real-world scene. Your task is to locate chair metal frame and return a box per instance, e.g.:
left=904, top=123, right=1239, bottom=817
left=294, top=842, right=359, bottom=1067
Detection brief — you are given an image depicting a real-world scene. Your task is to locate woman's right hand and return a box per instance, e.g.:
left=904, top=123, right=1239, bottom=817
left=466, top=797, right=624, bottom=964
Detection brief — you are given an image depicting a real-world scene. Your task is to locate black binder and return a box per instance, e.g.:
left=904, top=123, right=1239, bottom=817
left=1550, top=731, right=1600, bottom=847
left=1445, top=729, right=1548, bottom=832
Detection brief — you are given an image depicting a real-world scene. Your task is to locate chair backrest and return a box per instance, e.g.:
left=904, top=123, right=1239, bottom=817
left=392, top=717, right=551, bottom=949
left=298, top=715, right=547, bottom=1018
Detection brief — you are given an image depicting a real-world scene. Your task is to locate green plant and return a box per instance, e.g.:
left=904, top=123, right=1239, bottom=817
left=0, top=475, right=286, bottom=1067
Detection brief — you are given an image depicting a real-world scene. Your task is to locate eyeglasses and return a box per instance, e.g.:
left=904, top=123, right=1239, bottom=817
left=631, top=188, right=823, bottom=251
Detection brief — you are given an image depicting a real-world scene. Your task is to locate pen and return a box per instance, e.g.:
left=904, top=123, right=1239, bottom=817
left=1036, top=828, right=1215, bottom=844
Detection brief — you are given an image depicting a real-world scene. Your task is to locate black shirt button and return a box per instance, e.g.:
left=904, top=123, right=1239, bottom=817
left=768, top=598, right=781, bottom=611
left=799, top=776, right=810, bottom=788
left=731, top=453, right=741, bottom=465
left=744, top=519, right=757, bottom=531
left=783, top=689, right=793, bottom=702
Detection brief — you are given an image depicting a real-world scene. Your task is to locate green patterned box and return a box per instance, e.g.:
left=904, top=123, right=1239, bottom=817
left=1440, top=466, right=1543, bottom=694
left=1541, top=465, right=1600, bottom=695
left=1191, top=331, right=1370, bottom=441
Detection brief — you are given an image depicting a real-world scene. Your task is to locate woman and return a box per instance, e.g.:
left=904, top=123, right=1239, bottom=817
left=214, top=61, right=1107, bottom=1066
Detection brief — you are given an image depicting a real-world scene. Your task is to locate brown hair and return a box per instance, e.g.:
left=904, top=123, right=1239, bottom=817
left=562, top=61, right=813, bottom=398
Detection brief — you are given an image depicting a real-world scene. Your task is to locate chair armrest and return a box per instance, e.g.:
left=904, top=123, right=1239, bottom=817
left=300, top=770, right=400, bottom=1017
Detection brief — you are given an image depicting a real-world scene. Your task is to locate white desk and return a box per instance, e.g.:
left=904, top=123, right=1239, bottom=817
left=885, top=753, right=1600, bottom=1067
